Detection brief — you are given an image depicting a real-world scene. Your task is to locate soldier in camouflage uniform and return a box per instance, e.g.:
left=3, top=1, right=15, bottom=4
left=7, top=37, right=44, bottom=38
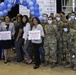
left=54, top=13, right=64, bottom=64
left=44, top=16, right=57, bottom=67
left=62, top=20, right=76, bottom=71
left=68, top=13, right=76, bottom=30
left=39, top=14, right=48, bottom=63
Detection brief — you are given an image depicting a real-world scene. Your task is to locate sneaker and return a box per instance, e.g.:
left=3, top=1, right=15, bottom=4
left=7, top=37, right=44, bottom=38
left=28, top=59, right=32, bottom=64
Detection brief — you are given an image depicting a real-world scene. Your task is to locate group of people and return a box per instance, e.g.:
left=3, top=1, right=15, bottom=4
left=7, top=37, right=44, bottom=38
left=0, top=12, right=76, bottom=70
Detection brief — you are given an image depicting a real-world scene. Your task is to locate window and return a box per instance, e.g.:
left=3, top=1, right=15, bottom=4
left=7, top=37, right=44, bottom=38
left=62, top=0, right=76, bottom=15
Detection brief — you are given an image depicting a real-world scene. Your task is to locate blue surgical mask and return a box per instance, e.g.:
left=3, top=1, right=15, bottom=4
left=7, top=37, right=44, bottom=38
left=56, top=17, right=60, bottom=21
left=70, top=16, right=75, bottom=20
left=48, top=20, right=52, bottom=24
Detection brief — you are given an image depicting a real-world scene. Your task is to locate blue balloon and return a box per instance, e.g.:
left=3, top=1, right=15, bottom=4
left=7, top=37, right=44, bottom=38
left=30, top=7, right=34, bottom=11
left=7, top=8, right=11, bottom=11
left=7, top=0, right=13, bottom=4
left=34, top=7, right=39, bottom=12
left=3, top=4, right=7, bottom=9
left=29, top=1, right=33, bottom=6
left=31, top=11, right=35, bottom=15
left=34, top=4, right=39, bottom=8
left=26, top=0, right=31, bottom=3
left=0, top=2, right=4, bottom=6
left=38, top=16, right=43, bottom=21
left=32, top=0, right=36, bottom=4
left=34, top=13, right=40, bottom=17
left=40, top=11, right=43, bottom=16
left=0, top=11, right=4, bottom=16
left=26, top=5, right=30, bottom=9
left=17, top=1, right=21, bottom=5
left=3, top=10, right=8, bottom=14
left=0, top=7, right=3, bottom=11
left=7, top=4, right=12, bottom=9
left=4, top=0, right=9, bottom=5
left=39, top=8, right=42, bottom=11
left=22, top=1, right=28, bottom=6
left=11, top=3, right=16, bottom=7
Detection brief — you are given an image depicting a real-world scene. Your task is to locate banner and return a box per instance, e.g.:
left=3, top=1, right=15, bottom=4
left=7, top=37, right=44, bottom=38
left=0, top=31, right=11, bottom=40
left=28, top=30, right=41, bottom=40
left=19, top=5, right=30, bottom=17
left=19, top=0, right=56, bottom=16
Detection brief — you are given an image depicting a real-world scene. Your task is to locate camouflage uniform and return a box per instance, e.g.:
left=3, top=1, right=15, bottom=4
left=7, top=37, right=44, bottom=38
left=39, top=22, right=48, bottom=63
left=44, top=24, right=57, bottom=65
left=69, top=20, right=76, bottom=30
left=65, top=28, right=76, bottom=69
left=54, top=21, right=63, bottom=63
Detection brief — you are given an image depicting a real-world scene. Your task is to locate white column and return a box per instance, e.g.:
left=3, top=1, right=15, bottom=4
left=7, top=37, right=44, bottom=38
left=72, top=0, right=75, bottom=12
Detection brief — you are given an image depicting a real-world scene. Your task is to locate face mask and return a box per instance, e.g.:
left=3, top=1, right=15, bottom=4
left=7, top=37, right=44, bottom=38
left=56, top=17, right=60, bottom=21
left=63, top=28, right=68, bottom=32
left=70, top=16, right=75, bottom=20
left=68, top=18, right=71, bottom=21
left=43, top=17, right=47, bottom=21
left=48, top=20, right=52, bottom=24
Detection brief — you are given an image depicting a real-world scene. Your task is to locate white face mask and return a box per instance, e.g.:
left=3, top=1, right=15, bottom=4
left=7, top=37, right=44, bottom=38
left=68, top=18, right=71, bottom=21
left=43, top=17, right=47, bottom=21
left=48, top=20, right=52, bottom=24
left=63, top=28, right=68, bottom=32
left=56, top=17, right=60, bottom=21
left=70, top=16, right=75, bottom=20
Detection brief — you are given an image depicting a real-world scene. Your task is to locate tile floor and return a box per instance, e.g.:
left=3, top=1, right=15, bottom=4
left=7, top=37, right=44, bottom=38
left=0, top=52, right=76, bottom=75
left=0, top=60, right=76, bottom=75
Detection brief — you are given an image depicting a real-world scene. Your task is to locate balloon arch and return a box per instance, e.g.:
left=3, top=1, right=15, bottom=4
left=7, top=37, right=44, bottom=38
left=0, top=0, right=43, bottom=21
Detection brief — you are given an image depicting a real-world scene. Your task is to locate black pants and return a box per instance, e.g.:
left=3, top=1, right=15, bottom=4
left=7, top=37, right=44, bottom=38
left=0, top=41, right=2, bottom=59
left=33, top=43, right=41, bottom=66
left=15, top=38, right=24, bottom=62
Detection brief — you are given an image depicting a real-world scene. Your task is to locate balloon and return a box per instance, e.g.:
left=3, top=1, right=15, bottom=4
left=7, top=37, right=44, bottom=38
left=34, top=4, right=39, bottom=8
left=39, top=8, right=42, bottom=11
left=3, top=4, right=7, bottom=9
left=34, top=13, right=40, bottom=17
left=22, top=1, right=28, bottom=6
left=31, top=11, right=35, bottom=15
left=38, top=16, right=43, bottom=21
left=34, top=7, right=39, bottom=12
left=7, top=4, right=12, bottom=9
left=40, top=11, right=43, bottom=16
left=30, top=6, right=34, bottom=11
left=4, top=0, right=9, bottom=5
left=0, top=2, right=4, bottom=6
left=7, top=8, right=11, bottom=11
left=29, top=1, right=33, bottom=6
left=26, top=5, right=30, bottom=9
left=26, top=0, right=31, bottom=3
left=0, top=11, right=4, bottom=16
left=7, top=0, right=14, bottom=4
left=0, top=7, right=3, bottom=11
left=32, top=0, right=36, bottom=4
left=3, top=10, right=8, bottom=14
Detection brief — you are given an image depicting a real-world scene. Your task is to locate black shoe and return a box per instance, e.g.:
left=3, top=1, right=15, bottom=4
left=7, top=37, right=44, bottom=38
left=4, top=61, right=7, bottom=64
left=34, top=65, right=39, bottom=69
left=7, top=59, right=11, bottom=62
